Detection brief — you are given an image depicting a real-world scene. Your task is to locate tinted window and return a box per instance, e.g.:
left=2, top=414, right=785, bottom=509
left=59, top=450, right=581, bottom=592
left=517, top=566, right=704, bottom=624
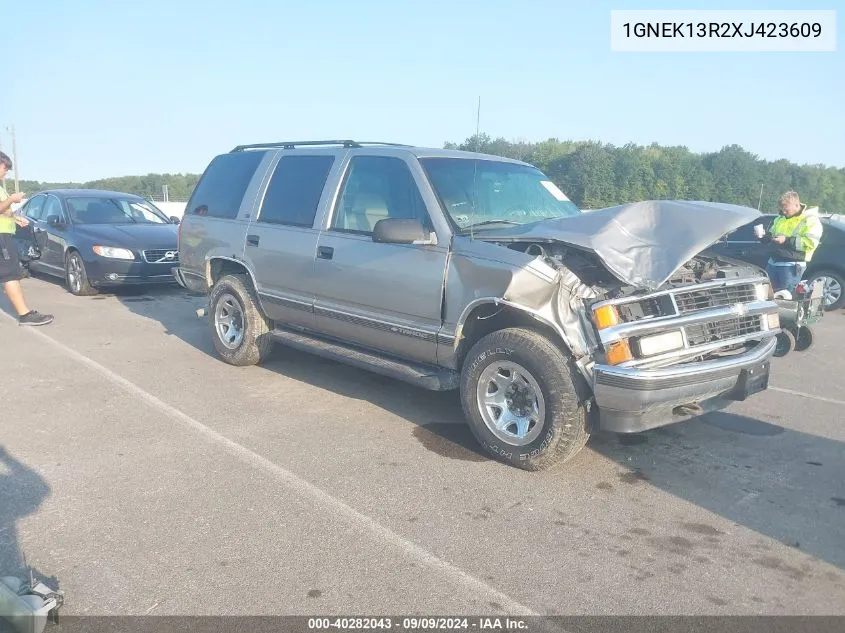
left=332, top=156, right=430, bottom=234
left=259, top=155, right=334, bottom=227
left=24, top=195, right=46, bottom=220
left=188, top=151, right=266, bottom=219
left=42, top=196, right=64, bottom=221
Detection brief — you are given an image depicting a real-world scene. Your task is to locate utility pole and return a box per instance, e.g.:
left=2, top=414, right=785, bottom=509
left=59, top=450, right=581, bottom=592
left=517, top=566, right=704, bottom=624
left=5, top=125, right=19, bottom=193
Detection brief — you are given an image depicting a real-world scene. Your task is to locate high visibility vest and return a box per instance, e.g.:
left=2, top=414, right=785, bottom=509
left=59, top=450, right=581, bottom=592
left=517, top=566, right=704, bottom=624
left=769, top=206, right=824, bottom=262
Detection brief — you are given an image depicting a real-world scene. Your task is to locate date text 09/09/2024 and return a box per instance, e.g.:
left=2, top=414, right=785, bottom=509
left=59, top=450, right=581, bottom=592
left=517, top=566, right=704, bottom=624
left=623, top=22, right=823, bottom=38
left=307, top=617, right=528, bottom=630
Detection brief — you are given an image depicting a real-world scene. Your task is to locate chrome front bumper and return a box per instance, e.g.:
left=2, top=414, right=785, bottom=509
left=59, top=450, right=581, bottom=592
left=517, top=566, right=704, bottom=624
left=592, top=336, right=777, bottom=433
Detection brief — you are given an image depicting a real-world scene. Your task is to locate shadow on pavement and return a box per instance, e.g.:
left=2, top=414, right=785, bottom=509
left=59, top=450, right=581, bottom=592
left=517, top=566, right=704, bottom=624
left=115, top=285, right=845, bottom=572
left=0, top=445, right=60, bottom=591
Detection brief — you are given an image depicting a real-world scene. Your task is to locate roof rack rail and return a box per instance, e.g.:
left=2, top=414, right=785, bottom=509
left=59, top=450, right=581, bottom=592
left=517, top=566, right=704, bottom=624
left=230, top=140, right=412, bottom=152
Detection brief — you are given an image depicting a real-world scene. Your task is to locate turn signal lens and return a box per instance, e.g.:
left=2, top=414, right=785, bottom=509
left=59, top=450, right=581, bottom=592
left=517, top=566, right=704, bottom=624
left=593, top=305, right=620, bottom=330
left=767, top=313, right=780, bottom=329
left=605, top=340, right=633, bottom=366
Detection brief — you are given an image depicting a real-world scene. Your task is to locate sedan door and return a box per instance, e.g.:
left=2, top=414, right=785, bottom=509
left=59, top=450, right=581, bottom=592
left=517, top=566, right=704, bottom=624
left=37, top=194, right=72, bottom=270
left=310, top=154, right=449, bottom=365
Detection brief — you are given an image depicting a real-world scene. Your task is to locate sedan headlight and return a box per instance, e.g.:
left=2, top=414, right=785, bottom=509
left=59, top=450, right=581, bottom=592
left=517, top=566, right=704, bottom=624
left=92, top=245, right=135, bottom=260
left=633, top=330, right=685, bottom=357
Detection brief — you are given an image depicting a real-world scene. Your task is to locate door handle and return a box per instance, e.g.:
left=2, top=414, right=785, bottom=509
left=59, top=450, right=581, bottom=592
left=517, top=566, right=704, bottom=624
left=246, top=234, right=260, bottom=247
left=317, top=246, right=334, bottom=260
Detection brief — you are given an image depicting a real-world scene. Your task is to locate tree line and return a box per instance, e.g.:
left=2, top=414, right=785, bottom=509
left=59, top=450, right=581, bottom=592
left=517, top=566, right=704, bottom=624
left=444, top=136, right=845, bottom=214
left=6, top=137, right=844, bottom=213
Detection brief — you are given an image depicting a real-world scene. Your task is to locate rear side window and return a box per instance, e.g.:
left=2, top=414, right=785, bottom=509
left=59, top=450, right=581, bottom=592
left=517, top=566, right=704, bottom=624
left=188, top=151, right=265, bottom=219
left=259, top=155, right=335, bottom=227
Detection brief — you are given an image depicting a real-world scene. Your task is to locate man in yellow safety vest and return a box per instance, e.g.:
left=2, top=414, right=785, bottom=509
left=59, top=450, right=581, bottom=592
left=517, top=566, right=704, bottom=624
left=757, top=190, right=824, bottom=293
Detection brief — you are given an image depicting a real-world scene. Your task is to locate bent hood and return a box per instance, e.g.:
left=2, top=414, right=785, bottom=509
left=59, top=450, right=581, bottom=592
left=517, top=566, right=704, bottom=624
left=72, top=223, right=178, bottom=250
left=479, top=200, right=763, bottom=290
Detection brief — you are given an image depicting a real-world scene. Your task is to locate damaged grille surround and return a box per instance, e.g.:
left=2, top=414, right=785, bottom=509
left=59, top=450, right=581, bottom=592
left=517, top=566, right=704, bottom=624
left=589, top=276, right=779, bottom=370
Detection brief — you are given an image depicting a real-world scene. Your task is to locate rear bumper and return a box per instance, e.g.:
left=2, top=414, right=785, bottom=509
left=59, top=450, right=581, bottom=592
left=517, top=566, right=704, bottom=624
left=592, top=337, right=777, bottom=433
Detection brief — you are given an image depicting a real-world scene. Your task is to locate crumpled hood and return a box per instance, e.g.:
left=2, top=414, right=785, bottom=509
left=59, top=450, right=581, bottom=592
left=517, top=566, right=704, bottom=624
left=477, top=200, right=763, bottom=290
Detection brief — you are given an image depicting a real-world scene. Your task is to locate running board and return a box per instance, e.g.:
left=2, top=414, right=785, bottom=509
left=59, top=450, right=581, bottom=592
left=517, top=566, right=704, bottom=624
left=268, top=327, right=460, bottom=391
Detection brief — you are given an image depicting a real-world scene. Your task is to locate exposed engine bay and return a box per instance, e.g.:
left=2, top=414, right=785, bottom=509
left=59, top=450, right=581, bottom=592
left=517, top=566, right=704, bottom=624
left=500, top=240, right=764, bottom=298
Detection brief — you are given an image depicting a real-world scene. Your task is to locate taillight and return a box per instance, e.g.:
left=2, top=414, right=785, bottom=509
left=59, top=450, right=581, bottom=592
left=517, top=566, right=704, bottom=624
left=177, top=218, right=183, bottom=248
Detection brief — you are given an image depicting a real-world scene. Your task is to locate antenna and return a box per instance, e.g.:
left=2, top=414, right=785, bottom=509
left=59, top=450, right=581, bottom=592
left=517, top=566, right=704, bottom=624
left=470, top=97, right=481, bottom=241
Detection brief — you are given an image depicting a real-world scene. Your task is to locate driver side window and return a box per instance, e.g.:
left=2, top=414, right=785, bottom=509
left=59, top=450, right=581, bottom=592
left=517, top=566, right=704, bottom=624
left=41, top=196, right=65, bottom=222
left=331, top=156, right=432, bottom=235
left=24, top=195, right=46, bottom=220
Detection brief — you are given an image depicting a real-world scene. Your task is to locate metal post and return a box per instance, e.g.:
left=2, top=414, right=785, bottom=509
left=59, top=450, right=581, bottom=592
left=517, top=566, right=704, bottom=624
left=6, top=125, right=19, bottom=193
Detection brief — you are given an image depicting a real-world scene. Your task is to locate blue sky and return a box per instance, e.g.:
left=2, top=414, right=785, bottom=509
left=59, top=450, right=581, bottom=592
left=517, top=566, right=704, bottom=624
left=4, top=0, right=843, bottom=182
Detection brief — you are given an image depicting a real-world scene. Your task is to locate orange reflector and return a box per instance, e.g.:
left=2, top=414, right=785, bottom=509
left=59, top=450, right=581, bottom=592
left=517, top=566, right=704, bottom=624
left=605, top=340, right=633, bottom=365
left=593, top=305, right=620, bottom=330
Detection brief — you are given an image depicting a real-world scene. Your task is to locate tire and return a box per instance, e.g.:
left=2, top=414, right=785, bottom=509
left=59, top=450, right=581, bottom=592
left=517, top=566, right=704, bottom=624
left=794, top=326, right=814, bottom=352
left=807, top=268, right=845, bottom=311
left=65, top=250, right=98, bottom=296
left=459, top=327, right=590, bottom=471
left=774, top=330, right=795, bottom=357
left=208, top=274, right=273, bottom=366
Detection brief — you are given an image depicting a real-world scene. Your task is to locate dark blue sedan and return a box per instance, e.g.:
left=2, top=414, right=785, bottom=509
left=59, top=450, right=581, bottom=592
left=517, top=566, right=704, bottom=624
left=17, top=189, right=181, bottom=295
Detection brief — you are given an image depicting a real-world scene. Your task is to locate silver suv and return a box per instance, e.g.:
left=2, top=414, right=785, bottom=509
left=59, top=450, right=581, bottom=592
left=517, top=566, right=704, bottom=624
left=175, top=140, right=781, bottom=470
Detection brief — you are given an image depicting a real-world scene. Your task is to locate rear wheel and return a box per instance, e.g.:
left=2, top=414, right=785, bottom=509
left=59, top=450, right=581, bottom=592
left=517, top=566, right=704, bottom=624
left=808, top=269, right=844, bottom=311
left=208, top=274, right=273, bottom=366
left=65, top=251, right=98, bottom=296
left=459, top=327, right=590, bottom=471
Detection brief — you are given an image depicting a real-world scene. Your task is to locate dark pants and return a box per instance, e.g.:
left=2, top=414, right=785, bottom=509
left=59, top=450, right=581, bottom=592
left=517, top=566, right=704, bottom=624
left=766, top=260, right=806, bottom=293
left=0, top=233, right=23, bottom=284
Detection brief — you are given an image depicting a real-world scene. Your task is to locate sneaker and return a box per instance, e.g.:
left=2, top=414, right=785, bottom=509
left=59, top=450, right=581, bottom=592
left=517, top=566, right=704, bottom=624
left=18, top=310, right=54, bottom=326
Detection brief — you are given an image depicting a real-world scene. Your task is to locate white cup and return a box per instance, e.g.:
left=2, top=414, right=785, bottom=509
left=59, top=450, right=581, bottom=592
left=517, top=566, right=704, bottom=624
left=753, top=224, right=765, bottom=238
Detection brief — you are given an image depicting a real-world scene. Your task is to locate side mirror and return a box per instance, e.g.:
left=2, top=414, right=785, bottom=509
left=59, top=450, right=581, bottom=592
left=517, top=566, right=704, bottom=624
left=46, top=215, right=64, bottom=227
left=372, top=218, right=437, bottom=245
left=170, top=216, right=181, bottom=225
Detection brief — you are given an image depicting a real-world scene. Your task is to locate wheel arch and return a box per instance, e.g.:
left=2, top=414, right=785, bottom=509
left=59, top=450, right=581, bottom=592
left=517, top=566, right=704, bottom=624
left=453, top=299, right=575, bottom=369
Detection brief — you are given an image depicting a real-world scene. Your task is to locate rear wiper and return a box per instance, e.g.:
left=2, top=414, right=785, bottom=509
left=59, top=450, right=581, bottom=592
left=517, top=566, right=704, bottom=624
left=461, top=220, right=521, bottom=232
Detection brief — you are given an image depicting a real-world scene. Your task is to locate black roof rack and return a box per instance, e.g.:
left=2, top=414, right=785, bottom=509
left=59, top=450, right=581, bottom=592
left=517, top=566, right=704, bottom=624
left=230, top=140, right=412, bottom=152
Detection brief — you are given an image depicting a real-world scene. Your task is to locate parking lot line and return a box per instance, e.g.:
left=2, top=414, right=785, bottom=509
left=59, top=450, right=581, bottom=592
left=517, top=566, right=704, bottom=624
left=770, top=386, right=845, bottom=407
left=3, top=313, right=539, bottom=616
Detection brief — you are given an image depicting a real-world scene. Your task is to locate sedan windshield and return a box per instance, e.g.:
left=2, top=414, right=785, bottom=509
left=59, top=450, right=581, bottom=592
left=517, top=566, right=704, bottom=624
left=66, top=197, right=169, bottom=225
left=419, top=158, right=581, bottom=232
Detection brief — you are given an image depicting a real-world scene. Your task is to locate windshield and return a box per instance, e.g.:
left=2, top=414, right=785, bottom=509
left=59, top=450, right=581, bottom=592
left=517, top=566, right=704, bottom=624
left=419, top=158, right=581, bottom=232
left=67, top=197, right=169, bottom=225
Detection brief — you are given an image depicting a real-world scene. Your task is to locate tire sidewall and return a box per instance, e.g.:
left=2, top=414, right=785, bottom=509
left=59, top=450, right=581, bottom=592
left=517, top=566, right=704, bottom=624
left=65, top=251, right=90, bottom=295
left=208, top=275, right=268, bottom=365
left=461, top=340, right=569, bottom=467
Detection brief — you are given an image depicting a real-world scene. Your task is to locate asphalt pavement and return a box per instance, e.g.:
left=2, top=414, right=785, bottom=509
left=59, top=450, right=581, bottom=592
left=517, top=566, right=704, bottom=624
left=1, top=274, right=844, bottom=617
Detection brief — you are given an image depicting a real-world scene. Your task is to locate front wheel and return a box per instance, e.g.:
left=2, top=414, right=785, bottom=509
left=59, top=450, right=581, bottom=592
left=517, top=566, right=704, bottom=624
left=460, top=327, right=590, bottom=471
left=794, top=326, right=814, bottom=352
left=65, top=251, right=98, bottom=296
left=208, top=274, right=273, bottom=366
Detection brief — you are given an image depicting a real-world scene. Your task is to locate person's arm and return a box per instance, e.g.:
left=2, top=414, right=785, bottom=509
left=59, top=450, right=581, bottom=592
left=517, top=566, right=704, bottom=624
left=0, top=192, right=25, bottom=214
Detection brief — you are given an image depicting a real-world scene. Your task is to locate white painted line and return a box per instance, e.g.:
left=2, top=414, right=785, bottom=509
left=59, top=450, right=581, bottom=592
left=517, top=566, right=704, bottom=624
left=770, top=386, right=845, bottom=407
left=6, top=315, right=538, bottom=616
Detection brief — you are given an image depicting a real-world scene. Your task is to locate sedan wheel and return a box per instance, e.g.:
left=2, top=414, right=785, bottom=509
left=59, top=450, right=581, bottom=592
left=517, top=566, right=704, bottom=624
left=65, top=251, right=98, bottom=296
left=810, top=270, right=844, bottom=311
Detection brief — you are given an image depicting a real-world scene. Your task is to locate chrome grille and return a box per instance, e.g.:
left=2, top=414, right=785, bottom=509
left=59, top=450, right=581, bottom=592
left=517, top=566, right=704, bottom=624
left=673, top=283, right=757, bottom=314
left=143, top=249, right=179, bottom=264
left=684, top=316, right=762, bottom=347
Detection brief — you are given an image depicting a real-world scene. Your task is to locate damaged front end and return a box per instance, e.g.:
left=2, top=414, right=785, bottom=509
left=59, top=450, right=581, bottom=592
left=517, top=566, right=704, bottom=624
left=479, top=201, right=781, bottom=434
